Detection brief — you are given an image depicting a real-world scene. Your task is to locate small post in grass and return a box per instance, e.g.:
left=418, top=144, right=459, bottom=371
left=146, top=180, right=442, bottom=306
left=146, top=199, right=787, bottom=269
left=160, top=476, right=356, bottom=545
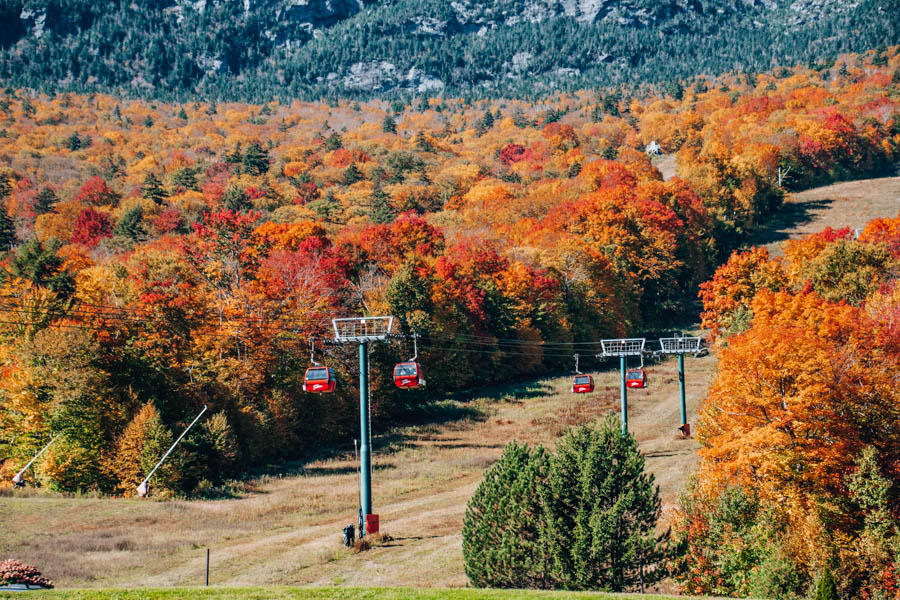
left=205, top=548, right=209, bottom=586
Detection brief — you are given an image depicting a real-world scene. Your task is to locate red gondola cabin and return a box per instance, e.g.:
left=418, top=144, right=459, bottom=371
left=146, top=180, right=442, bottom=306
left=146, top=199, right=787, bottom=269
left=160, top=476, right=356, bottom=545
left=303, top=366, right=336, bottom=393
left=571, top=374, right=594, bottom=393
left=393, top=362, right=425, bottom=389
left=625, top=369, right=646, bottom=389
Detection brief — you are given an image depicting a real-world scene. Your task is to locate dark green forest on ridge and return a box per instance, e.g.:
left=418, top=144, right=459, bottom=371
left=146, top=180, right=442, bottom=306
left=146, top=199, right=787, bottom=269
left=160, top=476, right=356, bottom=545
left=0, top=0, right=897, bottom=102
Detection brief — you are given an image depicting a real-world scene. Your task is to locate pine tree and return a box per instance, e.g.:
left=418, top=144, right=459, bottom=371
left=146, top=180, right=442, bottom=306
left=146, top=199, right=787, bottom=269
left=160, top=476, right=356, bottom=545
left=34, top=187, right=58, bottom=214
left=369, top=186, right=396, bottom=224
left=382, top=114, right=397, bottom=134
left=0, top=203, right=16, bottom=250
left=477, top=110, right=494, bottom=135
left=308, top=190, right=341, bottom=223
left=224, top=143, right=243, bottom=164
left=141, top=173, right=168, bottom=204
left=324, top=132, right=343, bottom=151
left=542, top=417, right=668, bottom=592
left=813, top=567, right=839, bottom=600
left=177, top=106, right=188, bottom=120
left=222, top=186, right=251, bottom=212
left=462, top=442, right=554, bottom=589
left=344, top=163, right=363, bottom=184
left=242, top=142, right=270, bottom=175
left=114, top=205, right=145, bottom=241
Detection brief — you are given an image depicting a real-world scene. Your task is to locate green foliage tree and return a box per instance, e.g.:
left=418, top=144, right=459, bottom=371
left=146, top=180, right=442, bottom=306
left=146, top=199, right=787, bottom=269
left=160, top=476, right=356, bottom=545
left=9, top=238, right=73, bottom=296
left=225, top=143, right=243, bottom=164
left=242, top=142, right=270, bottom=175
left=477, top=110, right=494, bottom=135
left=0, top=203, right=16, bottom=250
left=463, top=419, right=669, bottom=592
left=308, top=190, right=341, bottom=223
left=170, top=167, right=198, bottom=191
left=813, top=568, right=839, bottom=600
left=222, top=186, right=252, bottom=212
left=114, top=205, right=145, bottom=241
left=462, top=441, right=554, bottom=589
left=543, top=417, right=668, bottom=591
left=343, top=162, right=363, bottom=184
left=34, top=187, right=59, bottom=214
left=369, top=186, right=395, bottom=224
left=323, top=132, right=342, bottom=151
left=382, top=114, right=397, bottom=134
left=141, top=173, right=168, bottom=204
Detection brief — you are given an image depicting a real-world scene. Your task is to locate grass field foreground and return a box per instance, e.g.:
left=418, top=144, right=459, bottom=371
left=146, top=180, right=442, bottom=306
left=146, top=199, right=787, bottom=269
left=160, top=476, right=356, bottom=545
left=0, top=586, right=705, bottom=600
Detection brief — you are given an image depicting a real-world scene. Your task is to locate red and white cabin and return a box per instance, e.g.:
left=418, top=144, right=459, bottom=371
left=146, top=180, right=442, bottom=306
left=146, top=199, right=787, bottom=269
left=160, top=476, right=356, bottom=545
left=571, top=374, right=594, bottom=393
left=303, top=366, right=336, bottom=393
left=393, top=362, right=425, bottom=389
left=625, top=369, right=646, bottom=389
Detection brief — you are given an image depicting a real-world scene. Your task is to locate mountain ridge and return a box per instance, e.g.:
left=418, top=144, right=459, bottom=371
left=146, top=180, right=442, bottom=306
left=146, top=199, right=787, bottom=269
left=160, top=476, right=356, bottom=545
left=0, top=0, right=896, bottom=100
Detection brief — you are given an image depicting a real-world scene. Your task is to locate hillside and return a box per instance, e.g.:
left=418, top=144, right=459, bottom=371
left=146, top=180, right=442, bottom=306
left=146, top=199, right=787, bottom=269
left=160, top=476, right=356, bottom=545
left=0, top=361, right=716, bottom=589
left=0, top=0, right=897, bottom=99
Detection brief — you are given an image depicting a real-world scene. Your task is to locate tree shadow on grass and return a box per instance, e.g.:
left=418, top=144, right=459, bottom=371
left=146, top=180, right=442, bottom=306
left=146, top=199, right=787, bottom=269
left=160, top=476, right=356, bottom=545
left=748, top=198, right=834, bottom=248
left=451, top=379, right=555, bottom=403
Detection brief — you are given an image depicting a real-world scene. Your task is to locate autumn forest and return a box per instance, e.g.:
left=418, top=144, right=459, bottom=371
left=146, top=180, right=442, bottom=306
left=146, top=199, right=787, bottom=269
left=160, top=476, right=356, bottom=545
left=0, top=45, right=899, bottom=598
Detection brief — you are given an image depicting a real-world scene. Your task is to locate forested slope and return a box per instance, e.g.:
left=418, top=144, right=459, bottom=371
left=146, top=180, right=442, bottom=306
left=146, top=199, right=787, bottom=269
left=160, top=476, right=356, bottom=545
left=0, top=51, right=897, bottom=499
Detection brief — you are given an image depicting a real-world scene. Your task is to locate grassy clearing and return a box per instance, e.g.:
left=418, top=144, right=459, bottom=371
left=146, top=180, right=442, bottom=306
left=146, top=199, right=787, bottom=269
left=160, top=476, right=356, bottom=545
left=0, top=587, right=693, bottom=600
left=0, top=359, right=715, bottom=591
left=752, top=174, right=900, bottom=254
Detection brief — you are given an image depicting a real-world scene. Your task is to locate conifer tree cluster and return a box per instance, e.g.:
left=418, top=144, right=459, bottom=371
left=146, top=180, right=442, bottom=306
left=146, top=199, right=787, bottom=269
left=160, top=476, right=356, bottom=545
left=463, top=418, right=668, bottom=591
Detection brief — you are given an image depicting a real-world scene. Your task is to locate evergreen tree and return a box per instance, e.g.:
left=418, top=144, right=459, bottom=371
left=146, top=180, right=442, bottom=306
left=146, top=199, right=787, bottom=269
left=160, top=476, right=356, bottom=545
left=308, top=190, right=341, bottom=223
left=477, top=110, right=494, bottom=135
left=66, top=132, right=87, bottom=151
left=324, top=132, right=343, bottom=151
left=170, top=167, right=198, bottom=191
left=177, top=106, right=188, bottom=120
left=114, top=205, right=145, bottom=241
left=143, top=115, right=154, bottom=127
left=344, top=163, right=363, bottom=184
left=462, top=442, right=554, bottom=589
left=10, top=238, right=74, bottom=296
left=0, top=173, right=12, bottom=200
left=141, top=173, right=168, bottom=204
left=813, top=567, right=839, bottom=600
left=542, top=418, right=668, bottom=591
left=224, top=143, right=243, bottom=164
left=666, top=80, right=685, bottom=101
left=463, top=418, right=668, bottom=592
left=0, top=203, right=15, bottom=250
left=242, top=142, right=270, bottom=175
left=382, top=114, right=397, bottom=134
left=414, top=131, right=433, bottom=152
left=222, top=186, right=251, bottom=212
left=34, top=187, right=59, bottom=214
left=369, top=186, right=395, bottom=224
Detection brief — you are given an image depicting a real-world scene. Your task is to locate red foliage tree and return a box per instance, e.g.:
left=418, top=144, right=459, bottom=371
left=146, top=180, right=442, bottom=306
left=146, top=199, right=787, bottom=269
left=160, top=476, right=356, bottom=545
left=70, top=206, right=113, bottom=247
left=73, top=176, right=120, bottom=206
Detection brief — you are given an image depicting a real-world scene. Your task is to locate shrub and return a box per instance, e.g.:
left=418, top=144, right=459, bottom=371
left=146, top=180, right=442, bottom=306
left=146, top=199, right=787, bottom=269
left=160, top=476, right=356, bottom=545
left=0, top=559, right=53, bottom=588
